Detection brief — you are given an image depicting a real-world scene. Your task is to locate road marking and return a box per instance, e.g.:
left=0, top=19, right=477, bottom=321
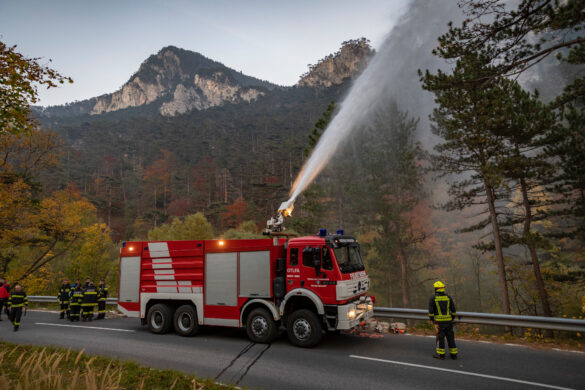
left=36, top=323, right=135, bottom=332
left=29, top=310, right=61, bottom=313
left=553, top=348, right=585, bottom=355
left=349, top=355, right=575, bottom=390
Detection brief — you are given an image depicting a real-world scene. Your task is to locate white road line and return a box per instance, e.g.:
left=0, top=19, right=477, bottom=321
left=36, top=323, right=135, bottom=332
left=349, top=355, right=575, bottom=390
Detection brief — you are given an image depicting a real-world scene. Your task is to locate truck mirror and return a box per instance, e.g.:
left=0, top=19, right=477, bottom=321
left=313, top=248, right=321, bottom=274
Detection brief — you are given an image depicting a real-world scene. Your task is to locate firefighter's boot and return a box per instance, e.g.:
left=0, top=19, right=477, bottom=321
left=13, top=325, right=19, bottom=332
left=450, top=354, right=458, bottom=360
left=433, top=354, right=445, bottom=360
left=59, top=312, right=64, bottom=319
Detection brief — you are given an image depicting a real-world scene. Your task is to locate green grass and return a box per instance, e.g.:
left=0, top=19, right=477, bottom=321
left=407, top=320, right=585, bottom=350
left=0, top=341, right=237, bottom=390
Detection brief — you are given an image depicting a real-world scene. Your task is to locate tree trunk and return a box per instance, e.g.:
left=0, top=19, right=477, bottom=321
left=398, top=243, right=410, bottom=308
left=387, top=264, right=394, bottom=307
left=485, top=183, right=511, bottom=316
left=398, top=241, right=413, bottom=327
left=519, top=176, right=553, bottom=337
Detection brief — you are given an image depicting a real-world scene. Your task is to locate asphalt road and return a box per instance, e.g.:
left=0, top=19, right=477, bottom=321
left=1, top=310, right=584, bottom=389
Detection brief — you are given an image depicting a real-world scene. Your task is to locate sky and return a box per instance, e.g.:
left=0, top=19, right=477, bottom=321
left=0, top=0, right=410, bottom=107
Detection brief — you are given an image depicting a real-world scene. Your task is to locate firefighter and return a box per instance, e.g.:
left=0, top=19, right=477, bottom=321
left=428, top=281, right=458, bottom=360
left=0, top=279, right=8, bottom=321
left=83, top=278, right=91, bottom=291
left=69, top=279, right=80, bottom=298
left=8, top=285, right=28, bottom=331
left=69, top=284, right=83, bottom=322
left=58, top=279, right=71, bottom=319
left=96, top=280, right=108, bottom=319
left=81, top=281, right=98, bottom=321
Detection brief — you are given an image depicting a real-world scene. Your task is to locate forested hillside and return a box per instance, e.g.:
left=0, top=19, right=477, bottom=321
left=34, top=40, right=373, bottom=240
left=39, top=85, right=347, bottom=239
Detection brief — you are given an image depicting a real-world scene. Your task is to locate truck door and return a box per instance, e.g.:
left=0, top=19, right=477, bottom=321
left=286, top=247, right=301, bottom=291
left=300, top=246, right=338, bottom=303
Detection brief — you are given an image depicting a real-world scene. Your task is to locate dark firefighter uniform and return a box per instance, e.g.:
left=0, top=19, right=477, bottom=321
left=58, top=282, right=71, bottom=319
left=81, top=283, right=98, bottom=321
left=97, top=283, right=108, bottom=319
left=8, top=289, right=28, bottom=331
left=70, top=286, right=83, bottom=322
left=428, top=281, right=458, bottom=359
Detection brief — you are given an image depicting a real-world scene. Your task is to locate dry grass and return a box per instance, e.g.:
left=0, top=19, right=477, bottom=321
left=0, top=342, right=235, bottom=390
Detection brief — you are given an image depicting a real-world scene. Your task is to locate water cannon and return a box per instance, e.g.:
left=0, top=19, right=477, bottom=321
left=264, top=199, right=295, bottom=234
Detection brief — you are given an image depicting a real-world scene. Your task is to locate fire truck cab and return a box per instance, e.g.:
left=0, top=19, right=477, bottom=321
left=118, top=230, right=373, bottom=347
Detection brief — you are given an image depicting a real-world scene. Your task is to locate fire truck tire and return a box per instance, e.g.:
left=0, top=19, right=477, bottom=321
left=246, top=308, right=278, bottom=343
left=286, top=309, right=322, bottom=348
left=147, top=303, right=173, bottom=334
left=174, top=305, right=199, bottom=337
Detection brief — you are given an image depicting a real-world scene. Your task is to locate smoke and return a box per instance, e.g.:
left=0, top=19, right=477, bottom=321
left=287, top=0, right=462, bottom=206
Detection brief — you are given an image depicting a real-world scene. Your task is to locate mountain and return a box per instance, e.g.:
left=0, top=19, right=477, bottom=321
left=36, top=40, right=374, bottom=239
left=298, top=38, right=374, bottom=88
left=39, top=41, right=373, bottom=118
left=40, top=46, right=277, bottom=117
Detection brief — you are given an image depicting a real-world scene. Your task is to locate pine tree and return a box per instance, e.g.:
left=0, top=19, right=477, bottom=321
left=353, top=100, right=426, bottom=308
left=422, top=54, right=512, bottom=315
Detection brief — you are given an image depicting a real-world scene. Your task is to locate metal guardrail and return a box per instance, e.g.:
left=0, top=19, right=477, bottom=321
left=374, top=307, right=585, bottom=333
left=28, top=296, right=118, bottom=305
left=26, top=296, right=584, bottom=332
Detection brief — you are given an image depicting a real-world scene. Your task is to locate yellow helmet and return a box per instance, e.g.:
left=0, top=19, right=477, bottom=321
left=433, top=281, right=445, bottom=289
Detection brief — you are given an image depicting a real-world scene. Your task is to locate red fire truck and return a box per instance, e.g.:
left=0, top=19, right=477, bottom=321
left=117, top=230, right=373, bottom=347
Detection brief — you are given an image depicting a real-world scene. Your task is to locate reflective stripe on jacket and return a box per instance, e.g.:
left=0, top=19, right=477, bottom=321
left=82, top=287, right=98, bottom=305
left=428, top=292, right=457, bottom=323
left=98, top=286, right=108, bottom=301
left=70, top=290, right=84, bottom=306
left=8, top=292, right=28, bottom=308
left=58, top=285, right=71, bottom=302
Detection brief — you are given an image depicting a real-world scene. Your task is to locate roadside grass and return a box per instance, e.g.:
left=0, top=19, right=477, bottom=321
left=0, top=341, right=237, bottom=390
left=408, top=320, right=585, bottom=351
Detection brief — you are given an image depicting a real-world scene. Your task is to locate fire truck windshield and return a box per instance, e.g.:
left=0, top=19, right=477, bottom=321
left=333, top=244, right=365, bottom=274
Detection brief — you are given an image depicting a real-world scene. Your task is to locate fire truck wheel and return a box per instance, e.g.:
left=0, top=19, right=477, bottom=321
left=147, top=303, right=173, bottom=334
left=246, top=308, right=278, bottom=343
left=286, top=309, right=322, bottom=348
left=174, top=305, right=199, bottom=337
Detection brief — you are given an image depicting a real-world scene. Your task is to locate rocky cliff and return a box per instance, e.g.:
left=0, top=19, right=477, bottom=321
left=37, top=40, right=372, bottom=118
left=43, top=46, right=274, bottom=117
left=297, top=38, right=374, bottom=88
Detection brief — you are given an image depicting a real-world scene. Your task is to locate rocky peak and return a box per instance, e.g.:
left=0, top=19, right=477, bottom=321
left=91, top=46, right=271, bottom=116
left=297, top=38, right=374, bottom=88
left=42, top=46, right=275, bottom=118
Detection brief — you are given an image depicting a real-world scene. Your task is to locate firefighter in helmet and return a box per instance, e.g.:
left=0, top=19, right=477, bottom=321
left=81, top=281, right=98, bottom=321
left=70, top=283, right=83, bottom=322
left=8, top=285, right=28, bottom=331
left=428, top=281, right=458, bottom=360
left=96, top=280, right=108, bottom=319
left=58, top=279, right=71, bottom=319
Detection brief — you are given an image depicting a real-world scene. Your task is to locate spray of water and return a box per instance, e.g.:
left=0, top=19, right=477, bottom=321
left=285, top=0, right=459, bottom=209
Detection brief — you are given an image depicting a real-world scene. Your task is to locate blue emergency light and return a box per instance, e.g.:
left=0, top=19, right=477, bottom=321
left=337, top=230, right=344, bottom=235
left=319, top=228, right=327, bottom=237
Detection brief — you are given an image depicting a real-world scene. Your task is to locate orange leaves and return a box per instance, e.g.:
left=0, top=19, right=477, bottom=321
left=221, top=197, right=248, bottom=229
left=1, top=41, right=72, bottom=135
left=144, top=149, right=175, bottom=186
